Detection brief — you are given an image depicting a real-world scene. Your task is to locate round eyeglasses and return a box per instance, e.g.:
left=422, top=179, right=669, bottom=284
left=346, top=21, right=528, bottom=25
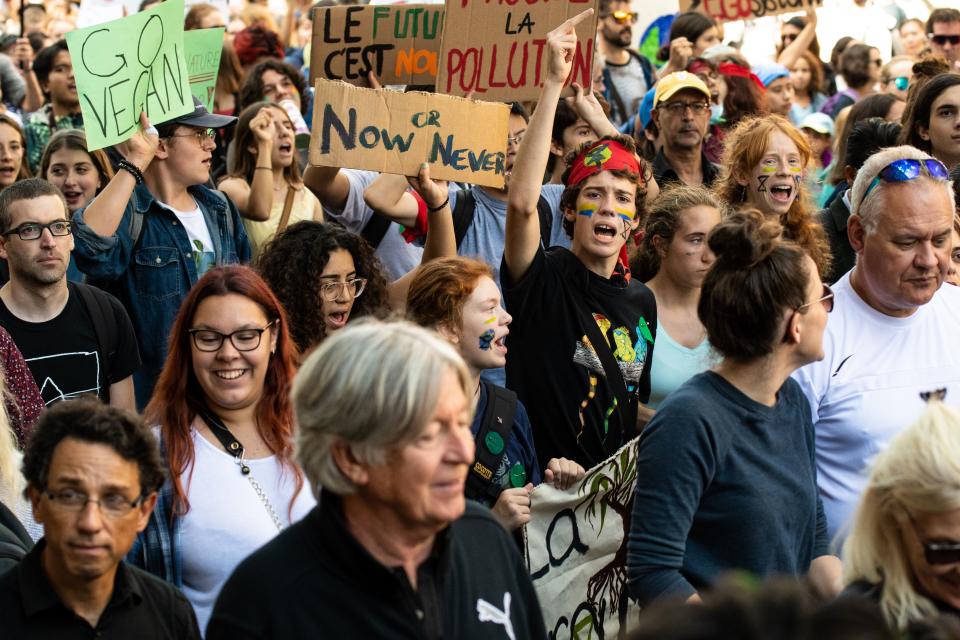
left=320, top=278, right=367, bottom=302
left=188, top=320, right=277, bottom=352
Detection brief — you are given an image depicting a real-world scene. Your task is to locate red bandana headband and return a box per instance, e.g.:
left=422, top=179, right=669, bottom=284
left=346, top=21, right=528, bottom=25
left=717, top=62, right=765, bottom=93
left=566, top=140, right=641, bottom=188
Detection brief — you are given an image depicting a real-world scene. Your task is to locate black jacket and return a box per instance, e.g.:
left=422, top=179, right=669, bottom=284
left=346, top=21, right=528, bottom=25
left=207, top=492, right=547, bottom=640
left=818, top=191, right=856, bottom=285
left=0, top=501, right=31, bottom=575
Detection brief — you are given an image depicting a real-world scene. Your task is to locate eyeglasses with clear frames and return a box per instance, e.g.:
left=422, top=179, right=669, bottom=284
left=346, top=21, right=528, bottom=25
left=167, top=128, right=217, bottom=145
left=188, top=319, right=277, bottom=352
left=796, top=284, right=834, bottom=313
left=1, top=220, right=73, bottom=241
left=320, top=278, right=367, bottom=302
left=44, top=488, right=144, bottom=518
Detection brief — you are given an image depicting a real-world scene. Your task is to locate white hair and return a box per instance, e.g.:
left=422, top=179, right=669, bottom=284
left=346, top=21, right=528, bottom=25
left=851, top=145, right=956, bottom=235
left=0, top=372, right=23, bottom=507
left=292, top=319, right=474, bottom=496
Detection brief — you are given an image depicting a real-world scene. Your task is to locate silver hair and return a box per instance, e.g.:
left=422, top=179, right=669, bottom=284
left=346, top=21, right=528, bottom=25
left=292, top=319, right=474, bottom=496
left=851, top=145, right=956, bottom=235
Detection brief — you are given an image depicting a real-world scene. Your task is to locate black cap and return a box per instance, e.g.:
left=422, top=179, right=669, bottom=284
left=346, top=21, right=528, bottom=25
left=166, top=96, right=237, bottom=129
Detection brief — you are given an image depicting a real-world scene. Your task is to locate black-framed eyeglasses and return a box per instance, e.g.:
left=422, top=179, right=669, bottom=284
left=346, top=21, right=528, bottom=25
left=603, top=10, right=637, bottom=24
left=44, top=488, right=144, bottom=518
left=858, top=158, right=950, bottom=211
left=1, top=220, right=73, bottom=241
left=797, top=284, right=834, bottom=313
left=930, top=34, right=960, bottom=46
left=320, top=278, right=367, bottom=302
left=188, top=320, right=277, bottom=352
left=167, top=128, right=216, bottom=145
left=659, top=100, right=710, bottom=116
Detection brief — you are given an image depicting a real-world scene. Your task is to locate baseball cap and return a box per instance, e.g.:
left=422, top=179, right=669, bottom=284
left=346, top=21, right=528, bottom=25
left=800, top=112, right=835, bottom=137
left=753, top=61, right=790, bottom=88
left=165, top=96, right=237, bottom=129
left=654, top=71, right=711, bottom=108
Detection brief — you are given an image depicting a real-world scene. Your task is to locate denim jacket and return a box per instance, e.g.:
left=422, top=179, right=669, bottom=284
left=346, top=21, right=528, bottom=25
left=72, top=184, right=251, bottom=404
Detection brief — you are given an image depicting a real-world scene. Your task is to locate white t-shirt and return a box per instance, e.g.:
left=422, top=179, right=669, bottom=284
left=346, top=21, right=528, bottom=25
left=179, top=429, right=316, bottom=634
left=793, top=273, right=960, bottom=540
left=159, top=200, right=216, bottom=277
left=326, top=169, right=423, bottom=281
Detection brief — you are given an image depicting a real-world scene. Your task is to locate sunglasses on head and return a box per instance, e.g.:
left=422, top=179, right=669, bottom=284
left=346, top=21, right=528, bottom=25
left=924, top=541, right=960, bottom=566
left=608, top=10, right=637, bottom=24
left=930, top=34, right=960, bottom=46
left=858, top=158, right=950, bottom=211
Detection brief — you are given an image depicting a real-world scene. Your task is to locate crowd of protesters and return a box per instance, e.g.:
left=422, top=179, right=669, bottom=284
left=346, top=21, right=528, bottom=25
left=0, top=0, right=959, bottom=637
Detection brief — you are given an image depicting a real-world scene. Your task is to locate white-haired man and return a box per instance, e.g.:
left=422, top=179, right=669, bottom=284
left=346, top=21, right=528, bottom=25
left=794, top=145, right=960, bottom=540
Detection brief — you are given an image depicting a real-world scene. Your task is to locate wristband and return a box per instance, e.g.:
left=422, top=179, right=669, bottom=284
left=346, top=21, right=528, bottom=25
left=427, top=197, right=449, bottom=212
left=116, top=159, right=144, bottom=184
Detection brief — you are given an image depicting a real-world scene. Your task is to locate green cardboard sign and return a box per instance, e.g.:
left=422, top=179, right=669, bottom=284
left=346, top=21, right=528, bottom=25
left=184, top=27, right=224, bottom=112
left=66, top=0, right=192, bottom=151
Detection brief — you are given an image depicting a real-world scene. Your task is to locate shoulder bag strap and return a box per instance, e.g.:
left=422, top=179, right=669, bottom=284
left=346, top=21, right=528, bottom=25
left=465, top=380, right=519, bottom=502
left=276, top=186, right=296, bottom=235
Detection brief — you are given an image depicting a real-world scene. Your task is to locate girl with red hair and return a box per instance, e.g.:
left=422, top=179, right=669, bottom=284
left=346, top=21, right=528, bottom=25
left=130, top=265, right=314, bottom=634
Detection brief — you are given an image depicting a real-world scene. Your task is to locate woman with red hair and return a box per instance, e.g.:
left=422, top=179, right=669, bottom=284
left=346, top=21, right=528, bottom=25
left=129, top=265, right=314, bottom=635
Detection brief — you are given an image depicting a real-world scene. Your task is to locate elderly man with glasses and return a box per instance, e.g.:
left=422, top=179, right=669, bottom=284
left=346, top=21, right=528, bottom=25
left=794, top=145, right=960, bottom=543
left=0, top=398, right=201, bottom=639
left=71, top=98, right=250, bottom=408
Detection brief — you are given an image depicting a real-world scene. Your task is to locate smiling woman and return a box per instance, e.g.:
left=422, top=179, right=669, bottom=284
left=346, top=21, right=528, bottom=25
left=130, top=265, right=315, bottom=635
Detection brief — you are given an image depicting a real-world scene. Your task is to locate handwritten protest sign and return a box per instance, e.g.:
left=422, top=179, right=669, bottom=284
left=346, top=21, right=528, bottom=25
left=680, top=0, right=822, bottom=22
left=436, top=0, right=598, bottom=101
left=525, top=438, right=642, bottom=639
left=66, top=0, right=193, bottom=151
left=309, top=79, right=509, bottom=189
left=184, top=28, right=224, bottom=112
left=310, top=5, right=443, bottom=86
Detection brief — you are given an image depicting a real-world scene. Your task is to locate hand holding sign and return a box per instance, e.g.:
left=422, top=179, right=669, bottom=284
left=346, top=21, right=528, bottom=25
left=117, top=112, right=160, bottom=173
left=492, top=484, right=534, bottom=530
left=545, top=9, right=593, bottom=86
left=407, top=162, right=448, bottom=211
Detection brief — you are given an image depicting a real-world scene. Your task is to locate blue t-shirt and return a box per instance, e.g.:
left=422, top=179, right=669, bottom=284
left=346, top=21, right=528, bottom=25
left=469, top=382, right=541, bottom=508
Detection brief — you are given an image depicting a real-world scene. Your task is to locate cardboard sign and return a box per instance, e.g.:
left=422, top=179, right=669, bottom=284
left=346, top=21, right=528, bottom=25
left=67, top=0, right=193, bottom=151
left=309, top=79, right=509, bottom=189
left=436, top=0, right=598, bottom=101
left=679, top=0, right=822, bottom=23
left=310, top=5, right=444, bottom=86
left=184, top=28, right=224, bottom=112
left=525, top=438, right=643, bottom=639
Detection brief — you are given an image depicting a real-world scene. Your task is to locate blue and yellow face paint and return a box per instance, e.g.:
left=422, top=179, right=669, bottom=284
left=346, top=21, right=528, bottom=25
left=615, top=207, right=636, bottom=224
left=577, top=203, right=598, bottom=217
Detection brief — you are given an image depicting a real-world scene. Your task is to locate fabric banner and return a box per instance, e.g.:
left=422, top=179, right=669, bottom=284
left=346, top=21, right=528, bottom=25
left=525, top=437, right=642, bottom=639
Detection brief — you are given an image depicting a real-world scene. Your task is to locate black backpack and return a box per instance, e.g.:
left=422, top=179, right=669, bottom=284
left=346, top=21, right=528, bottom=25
left=68, top=282, right=120, bottom=403
left=452, top=189, right=554, bottom=250
left=465, top=379, right=519, bottom=503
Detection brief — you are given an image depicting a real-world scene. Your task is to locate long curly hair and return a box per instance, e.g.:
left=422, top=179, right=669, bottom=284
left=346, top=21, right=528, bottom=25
left=144, top=265, right=301, bottom=517
left=713, top=114, right=831, bottom=275
left=256, top=221, right=390, bottom=353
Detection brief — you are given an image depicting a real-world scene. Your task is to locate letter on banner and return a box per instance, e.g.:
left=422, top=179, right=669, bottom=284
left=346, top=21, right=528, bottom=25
left=184, top=27, right=224, bottom=112
left=67, top=0, right=193, bottom=150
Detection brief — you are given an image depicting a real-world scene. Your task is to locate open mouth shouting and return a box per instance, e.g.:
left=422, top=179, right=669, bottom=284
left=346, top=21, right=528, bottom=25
left=767, top=183, right=795, bottom=205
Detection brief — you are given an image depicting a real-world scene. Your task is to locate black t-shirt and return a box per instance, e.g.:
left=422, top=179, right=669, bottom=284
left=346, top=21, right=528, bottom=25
left=502, top=247, right=657, bottom=469
left=0, top=288, right=140, bottom=405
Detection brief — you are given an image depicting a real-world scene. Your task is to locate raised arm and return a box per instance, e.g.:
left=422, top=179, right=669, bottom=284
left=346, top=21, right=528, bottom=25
left=504, top=9, right=593, bottom=281
left=363, top=173, right=421, bottom=228
left=219, top=108, right=277, bottom=222
left=570, top=82, right=619, bottom=138
left=303, top=165, right=352, bottom=211
left=776, top=0, right=818, bottom=69
left=81, top=113, right=158, bottom=237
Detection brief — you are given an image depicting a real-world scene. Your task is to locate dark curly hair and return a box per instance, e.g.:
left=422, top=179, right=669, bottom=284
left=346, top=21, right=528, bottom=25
left=238, top=59, right=308, bottom=117
left=255, top=221, right=390, bottom=353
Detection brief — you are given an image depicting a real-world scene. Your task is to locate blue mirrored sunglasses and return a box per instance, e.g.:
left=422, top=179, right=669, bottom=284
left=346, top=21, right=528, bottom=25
left=893, top=76, right=909, bottom=91
left=858, top=158, right=949, bottom=211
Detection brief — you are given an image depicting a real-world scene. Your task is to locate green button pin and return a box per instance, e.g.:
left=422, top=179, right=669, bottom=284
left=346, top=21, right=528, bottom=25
left=485, top=431, right=504, bottom=455
left=509, top=463, right=526, bottom=488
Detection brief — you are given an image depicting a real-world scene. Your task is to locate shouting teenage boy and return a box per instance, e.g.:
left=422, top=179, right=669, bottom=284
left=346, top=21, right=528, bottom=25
left=503, top=9, right=657, bottom=469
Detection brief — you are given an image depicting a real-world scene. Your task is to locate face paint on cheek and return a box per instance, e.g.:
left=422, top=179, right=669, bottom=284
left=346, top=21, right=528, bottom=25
left=577, top=203, right=598, bottom=217
left=479, top=329, right=495, bottom=351
left=789, top=167, right=803, bottom=191
left=615, top=207, right=634, bottom=239
left=756, top=174, right=769, bottom=193
left=484, top=317, right=496, bottom=324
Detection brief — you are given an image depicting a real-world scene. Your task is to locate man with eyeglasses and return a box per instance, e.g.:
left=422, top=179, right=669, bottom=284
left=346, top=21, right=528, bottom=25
left=0, top=179, right=139, bottom=409
left=794, top=146, right=960, bottom=542
left=0, top=398, right=201, bottom=638
left=72, top=98, right=250, bottom=408
left=650, top=72, right=718, bottom=189
left=23, top=39, right=84, bottom=174
left=596, top=0, right=655, bottom=128
left=927, top=8, right=960, bottom=72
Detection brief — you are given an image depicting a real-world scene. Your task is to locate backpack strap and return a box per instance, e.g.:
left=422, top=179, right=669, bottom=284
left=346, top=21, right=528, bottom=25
left=452, top=189, right=477, bottom=249
left=359, top=212, right=392, bottom=248
left=465, top=379, right=519, bottom=503
left=69, top=282, right=119, bottom=402
left=536, top=195, right=553, bottom=249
